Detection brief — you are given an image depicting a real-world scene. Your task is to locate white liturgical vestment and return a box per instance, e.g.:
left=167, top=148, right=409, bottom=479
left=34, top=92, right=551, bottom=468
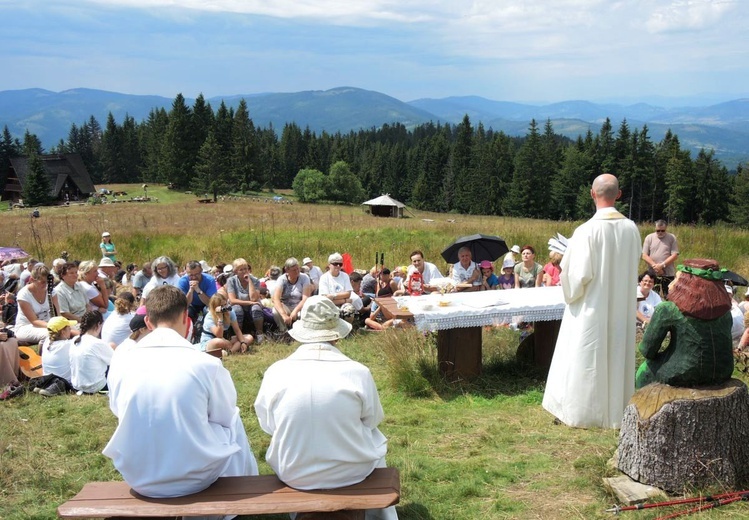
left=103, top=327, right=258, bottom=498
left=542, top=207, right=641, bottom=428
left=255, top=342, right=397, bottom=520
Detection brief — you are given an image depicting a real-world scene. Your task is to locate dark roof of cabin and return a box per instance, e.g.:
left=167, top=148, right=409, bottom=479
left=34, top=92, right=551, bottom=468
left=9, top=153, right=95, bottom=196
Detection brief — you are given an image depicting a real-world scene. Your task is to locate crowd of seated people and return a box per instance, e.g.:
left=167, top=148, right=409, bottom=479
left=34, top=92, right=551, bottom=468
left=7, top=234, right=744, bottom=397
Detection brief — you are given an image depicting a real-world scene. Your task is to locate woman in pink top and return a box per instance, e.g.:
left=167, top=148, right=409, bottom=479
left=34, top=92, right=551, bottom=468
left=542, top=252, right=563, bottom=287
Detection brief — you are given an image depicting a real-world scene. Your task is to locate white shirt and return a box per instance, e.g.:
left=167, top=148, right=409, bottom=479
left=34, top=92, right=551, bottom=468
left=451, top=261, right=481, bottom=286
left=407, top=262, right=442, bottom=285
left=318, top=271, right=353, bottom=296
left=255, top=342, right=388, bottom=490
left=731, top=303, right=745, bottom=341
left=14, top=285, right=51, bottom=329
left=41, top=337, right=74, bottom=381
left=141, top=274, right=181, bottom=300
left=102, top=311, right=135, bottom=347
left=103, top=327, right=258, bottom=498
left=637, top=289, right=662, bottom=320
left=307, top=265, right=324, bottom=285
left=70, top=333, right=114, bottom=393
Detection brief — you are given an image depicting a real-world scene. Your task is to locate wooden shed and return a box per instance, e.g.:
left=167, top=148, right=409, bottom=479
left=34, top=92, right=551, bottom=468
left=3, top=153, right=95, bottom=203
left=361, top=194, right=406, bottom=218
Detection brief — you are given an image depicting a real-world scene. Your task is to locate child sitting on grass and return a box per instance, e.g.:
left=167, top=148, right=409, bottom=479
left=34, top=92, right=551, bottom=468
left=199, top=293, right=254, bottom=355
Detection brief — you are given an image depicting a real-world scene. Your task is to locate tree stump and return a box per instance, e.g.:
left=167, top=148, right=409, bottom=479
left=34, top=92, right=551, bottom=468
left=618, top=379, right=749, bottom=492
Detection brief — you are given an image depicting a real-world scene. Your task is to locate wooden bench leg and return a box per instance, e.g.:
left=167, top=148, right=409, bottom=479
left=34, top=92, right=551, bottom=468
left=297, top=511, right=365, bottom=520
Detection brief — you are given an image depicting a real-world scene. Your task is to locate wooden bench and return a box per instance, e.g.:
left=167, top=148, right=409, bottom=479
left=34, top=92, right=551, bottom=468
left=57, top=468, right=400, bottom=519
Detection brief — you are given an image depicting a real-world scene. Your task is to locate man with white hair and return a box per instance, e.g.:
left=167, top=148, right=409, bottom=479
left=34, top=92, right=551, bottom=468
left=52, top=258, right=66, bottom=284
left=255, top=295, right=397, bottom=520
left=450, top=247, right=481, bottom=291
left=318, top=253, right=355, bottom=308
left=302, top=257, right=324, bottom=294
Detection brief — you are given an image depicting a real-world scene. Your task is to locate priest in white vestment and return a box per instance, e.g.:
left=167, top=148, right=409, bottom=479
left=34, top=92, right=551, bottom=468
left=542, top=174, right=641, bottom=428
left=254, top=295, right=398, bottom=520
left=103, top=285, right=258, bottom=500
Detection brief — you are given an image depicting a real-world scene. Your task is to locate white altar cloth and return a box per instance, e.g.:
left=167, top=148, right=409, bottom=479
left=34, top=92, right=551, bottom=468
left=396, top=286, right=565, bottom=331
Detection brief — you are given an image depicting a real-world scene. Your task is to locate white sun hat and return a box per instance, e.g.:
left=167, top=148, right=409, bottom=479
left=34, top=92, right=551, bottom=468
left=288, top=295, right=352, bottom=343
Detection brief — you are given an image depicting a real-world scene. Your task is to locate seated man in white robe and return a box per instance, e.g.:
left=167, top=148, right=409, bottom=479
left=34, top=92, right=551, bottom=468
left=254, top=295, right=398, bottom=520
left=103, top=285, right=258, bottom=500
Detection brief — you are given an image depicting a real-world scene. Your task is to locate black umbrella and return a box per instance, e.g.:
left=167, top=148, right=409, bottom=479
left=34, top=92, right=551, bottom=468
left=723, top=270, right=749, bottom=287
left=441, top=234, right=509, bottom=264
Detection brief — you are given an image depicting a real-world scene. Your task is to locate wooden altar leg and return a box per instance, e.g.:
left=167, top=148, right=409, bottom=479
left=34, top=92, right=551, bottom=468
left=437, top=326, right=482, bottom=380
left=533, top=320, right=561, bottom=371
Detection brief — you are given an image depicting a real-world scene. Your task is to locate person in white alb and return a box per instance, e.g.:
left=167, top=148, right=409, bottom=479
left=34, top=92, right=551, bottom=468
left=542, top=173, right=641, bottom=429
left=254, top=295, right=398, bottom=520
left=103, top=285, right=258, bottom=501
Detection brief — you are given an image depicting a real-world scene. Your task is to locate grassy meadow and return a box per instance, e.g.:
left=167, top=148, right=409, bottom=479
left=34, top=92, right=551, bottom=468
left=2, top=185, right=749, bottom=519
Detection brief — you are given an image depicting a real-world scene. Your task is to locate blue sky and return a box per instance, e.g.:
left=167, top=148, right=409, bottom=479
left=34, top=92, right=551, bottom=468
left=2, top=0, right=748, bottom=106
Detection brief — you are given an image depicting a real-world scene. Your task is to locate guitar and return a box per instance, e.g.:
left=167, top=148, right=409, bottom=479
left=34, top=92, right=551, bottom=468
left=18, top=346, right=43, bottom=379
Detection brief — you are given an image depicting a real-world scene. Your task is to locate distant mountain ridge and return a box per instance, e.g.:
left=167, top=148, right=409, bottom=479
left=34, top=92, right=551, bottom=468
left=2, top=87, right=748, bottom=167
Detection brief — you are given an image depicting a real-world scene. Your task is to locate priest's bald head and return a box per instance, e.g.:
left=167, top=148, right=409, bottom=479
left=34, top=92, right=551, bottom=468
left=591, top=173, right=621, bottom=208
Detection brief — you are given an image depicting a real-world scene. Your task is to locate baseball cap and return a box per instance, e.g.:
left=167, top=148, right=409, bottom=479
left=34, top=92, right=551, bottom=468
left=47, top=316, right=77, bottom=333
left=102, top=231, right=111, bottom=237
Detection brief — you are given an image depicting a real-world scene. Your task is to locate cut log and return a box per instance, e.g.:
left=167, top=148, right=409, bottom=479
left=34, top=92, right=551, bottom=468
left=618, top=379, right=749, bottom=492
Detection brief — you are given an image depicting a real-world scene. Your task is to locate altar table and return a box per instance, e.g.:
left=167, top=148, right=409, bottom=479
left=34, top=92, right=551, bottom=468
left=376, top=287, right=566, bottom=380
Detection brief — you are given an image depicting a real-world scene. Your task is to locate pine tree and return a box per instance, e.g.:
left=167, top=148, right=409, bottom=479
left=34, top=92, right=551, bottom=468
left=450, top=115, right=474, bottom=213
left=0, top=126, right=20, bottom=191
left=230, top=99, right=256, bottom=192
left=22, top=152, right=52, bottom=206
left=160, top=94, right=195, bottom=189
left=506, top=119, right=542, bottom=217
left=100, top=112, right=122, bottom=183
left=191, top=132, right=228, bottom=201
left=730, top=163, right=749, bottom=226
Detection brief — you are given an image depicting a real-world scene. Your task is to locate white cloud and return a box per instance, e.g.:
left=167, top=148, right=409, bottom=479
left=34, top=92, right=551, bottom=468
left=645, top=0, right=736, bottom=33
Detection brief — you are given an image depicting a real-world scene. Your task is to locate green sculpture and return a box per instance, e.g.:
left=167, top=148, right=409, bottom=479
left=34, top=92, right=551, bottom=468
left=635, top=259, right=734, bottom=388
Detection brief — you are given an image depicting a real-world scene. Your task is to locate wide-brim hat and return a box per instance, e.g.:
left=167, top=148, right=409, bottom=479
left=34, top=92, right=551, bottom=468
left=510, top=245, right=521, bottom=254
left=99, top=257, right=116, bottom=268
left=288, top=295, right=352, bottom=343
left=302, top=257, right=313, bottom=265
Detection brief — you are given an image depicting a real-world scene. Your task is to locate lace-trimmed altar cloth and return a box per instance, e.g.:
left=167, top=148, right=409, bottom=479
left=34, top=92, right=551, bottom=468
left=398, top=286, right=565, bottom=332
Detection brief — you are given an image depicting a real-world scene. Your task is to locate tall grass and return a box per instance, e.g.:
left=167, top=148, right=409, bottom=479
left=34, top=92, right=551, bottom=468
left=3, top=185, right=749, bottom=519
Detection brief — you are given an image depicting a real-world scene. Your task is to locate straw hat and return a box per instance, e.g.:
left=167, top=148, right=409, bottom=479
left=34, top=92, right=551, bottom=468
left=288, top=295, right=352, bottom=343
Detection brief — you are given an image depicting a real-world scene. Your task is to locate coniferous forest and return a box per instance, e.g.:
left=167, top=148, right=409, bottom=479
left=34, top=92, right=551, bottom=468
left=3, top=92, right=749, bottom=226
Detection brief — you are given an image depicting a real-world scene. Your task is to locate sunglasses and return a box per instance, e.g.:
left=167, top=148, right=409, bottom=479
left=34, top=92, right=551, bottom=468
left=656, top=230, right=666, bottom=233
left=331, top=262, right=343, bottom=267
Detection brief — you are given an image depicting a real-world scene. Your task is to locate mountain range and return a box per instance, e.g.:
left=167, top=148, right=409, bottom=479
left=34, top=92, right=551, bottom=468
left=2, top=87, right=749, bottom=168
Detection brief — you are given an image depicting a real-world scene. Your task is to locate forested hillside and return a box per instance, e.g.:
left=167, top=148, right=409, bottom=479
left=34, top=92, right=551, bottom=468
left=3, top=93, right=749, bottom=226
